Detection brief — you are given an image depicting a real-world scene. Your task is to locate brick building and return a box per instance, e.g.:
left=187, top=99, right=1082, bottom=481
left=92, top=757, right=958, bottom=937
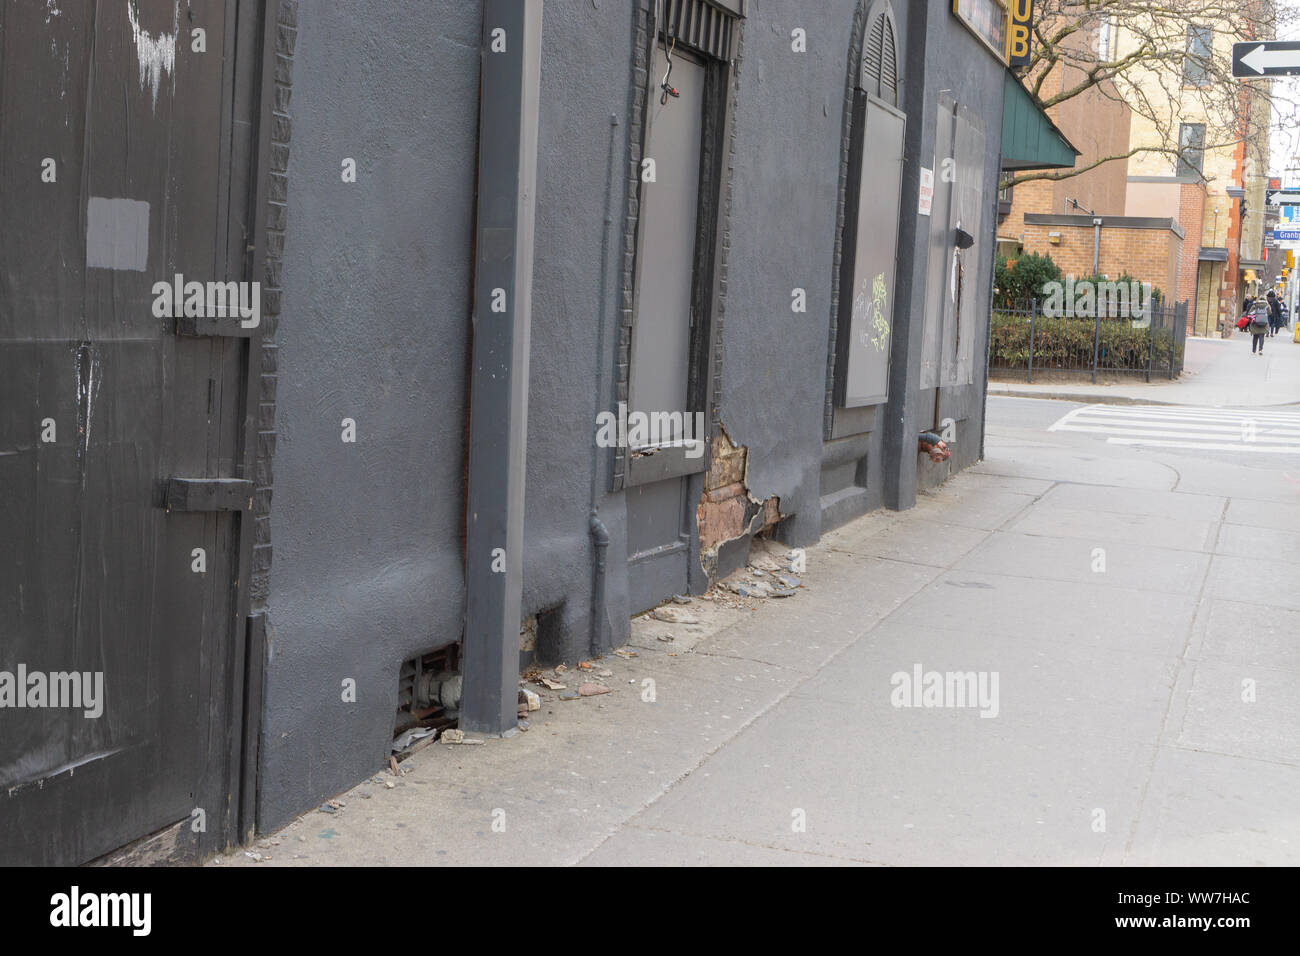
left=1001, top=6, right=1273, bottom=336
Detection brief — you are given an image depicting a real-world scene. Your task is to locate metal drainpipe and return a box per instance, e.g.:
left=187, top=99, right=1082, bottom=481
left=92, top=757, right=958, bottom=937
left=584, top=2, right=662, bottom=655
left=588, top=111, right=621, bottom=657
left=588, top=515, right=610, bottom=656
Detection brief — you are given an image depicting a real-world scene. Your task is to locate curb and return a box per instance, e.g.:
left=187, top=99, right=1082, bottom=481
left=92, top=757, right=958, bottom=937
left=987, top=388, right=1176, bottom=406
left=988, top=387, right=1300, bottom=409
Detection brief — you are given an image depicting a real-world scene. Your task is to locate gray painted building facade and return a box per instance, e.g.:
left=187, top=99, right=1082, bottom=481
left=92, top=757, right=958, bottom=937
left=254, top=0, right=1006, bottom=834
left=0, top=0, right=1010, bottom=861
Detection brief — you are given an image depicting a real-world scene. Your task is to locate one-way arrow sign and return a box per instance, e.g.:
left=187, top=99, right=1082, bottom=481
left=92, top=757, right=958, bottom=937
left=1268, top=190, right=1300, bottom=206
left=1233, top=41, right=1300, bottom=77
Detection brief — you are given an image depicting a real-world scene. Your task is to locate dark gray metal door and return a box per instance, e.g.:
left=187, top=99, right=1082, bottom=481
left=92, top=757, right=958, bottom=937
left=0, top=0, right=263, bottom=864
left=626, top=49, right=707, bottom=613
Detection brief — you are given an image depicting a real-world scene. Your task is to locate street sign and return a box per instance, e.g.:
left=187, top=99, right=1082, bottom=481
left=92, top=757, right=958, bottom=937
left=1273, top=229, right=1300, bottom=242
left=1267, top=190, right=1300, bottom=206
left=1233, top=41, right=1300, bottom=77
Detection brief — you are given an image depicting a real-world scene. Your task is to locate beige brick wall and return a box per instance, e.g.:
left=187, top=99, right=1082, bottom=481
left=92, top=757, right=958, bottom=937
left=1019, top=222, right=1180, bottom=299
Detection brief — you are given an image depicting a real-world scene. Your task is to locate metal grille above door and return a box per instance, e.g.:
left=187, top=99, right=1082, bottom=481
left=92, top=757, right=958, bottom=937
left=860, top=1, right=900, bottom=106
left=661, top=0, right=736, bottom=61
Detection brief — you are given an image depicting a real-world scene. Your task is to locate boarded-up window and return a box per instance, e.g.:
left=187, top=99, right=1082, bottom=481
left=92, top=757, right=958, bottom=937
left=832, top=0, right=906, bottom=408
left=834, top=98, right=905, bottom=407
left=920, top=96, right=987, bottom=389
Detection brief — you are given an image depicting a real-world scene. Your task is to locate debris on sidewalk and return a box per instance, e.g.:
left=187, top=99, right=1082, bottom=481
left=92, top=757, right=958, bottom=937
left=439, top=729, right=484, bottom=745
left=578, top=682, right=611, bottom=697
left=613, top=648, right=638, bottom=659
left=519, top=687, right=540, bottom=711
left=651, top=606, right=699, bottom=624
left=391, top=727, right=438, bottom=755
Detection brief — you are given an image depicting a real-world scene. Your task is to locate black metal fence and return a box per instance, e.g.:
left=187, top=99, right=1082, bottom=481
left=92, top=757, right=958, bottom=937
left=988, top=298, right=1188, bottom=383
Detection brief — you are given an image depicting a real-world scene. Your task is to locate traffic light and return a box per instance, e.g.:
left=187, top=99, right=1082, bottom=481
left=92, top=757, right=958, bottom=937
left=1288, top=250, right=1295, bottom=271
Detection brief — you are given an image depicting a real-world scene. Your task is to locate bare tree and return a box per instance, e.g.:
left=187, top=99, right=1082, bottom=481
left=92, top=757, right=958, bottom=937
left=1006, top=0, right=1290, bottom=186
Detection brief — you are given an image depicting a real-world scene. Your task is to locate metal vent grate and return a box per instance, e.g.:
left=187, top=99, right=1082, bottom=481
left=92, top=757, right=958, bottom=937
left=661, top=0, right=735, bottom=61
left=861, top=5, right=900, bottom=106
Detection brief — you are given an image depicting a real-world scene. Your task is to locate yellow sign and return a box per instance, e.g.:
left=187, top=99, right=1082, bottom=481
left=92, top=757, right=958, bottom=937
left=1006, top=0, right=1033, bottom=66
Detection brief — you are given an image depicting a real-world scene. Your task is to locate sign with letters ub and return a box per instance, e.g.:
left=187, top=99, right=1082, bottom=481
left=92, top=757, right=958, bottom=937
left=1006, top=0, right=1033, bottom=66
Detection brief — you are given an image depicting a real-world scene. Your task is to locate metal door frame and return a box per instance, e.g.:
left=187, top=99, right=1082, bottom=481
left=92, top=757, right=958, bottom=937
left=615, top=2, right=739, bottom=492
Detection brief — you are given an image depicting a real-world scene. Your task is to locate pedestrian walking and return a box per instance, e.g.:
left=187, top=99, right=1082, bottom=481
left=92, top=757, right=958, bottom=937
left=1267, top=290, right=1282, bottom=336
left=1249, top=300, right=1269, bottom=354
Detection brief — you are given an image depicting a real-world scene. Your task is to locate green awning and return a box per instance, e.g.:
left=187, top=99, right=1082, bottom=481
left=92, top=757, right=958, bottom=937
left=1000, top=71, right=1079, bottom=171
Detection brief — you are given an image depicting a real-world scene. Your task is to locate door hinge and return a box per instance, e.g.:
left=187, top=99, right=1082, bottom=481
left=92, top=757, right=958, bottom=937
left=164, top=477, right=254, bottom=512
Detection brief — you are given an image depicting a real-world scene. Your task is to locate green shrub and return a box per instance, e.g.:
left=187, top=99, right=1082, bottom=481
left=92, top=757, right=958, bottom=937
left=994, top=251, right=1063, bottom=308
left=989, top=312, right=1182, bottom=372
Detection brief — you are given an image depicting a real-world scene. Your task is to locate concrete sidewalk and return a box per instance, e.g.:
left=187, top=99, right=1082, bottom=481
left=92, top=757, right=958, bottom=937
left=218, top=424, right=1300, bottom=867
left=989, top=332, right=1300, bottom=407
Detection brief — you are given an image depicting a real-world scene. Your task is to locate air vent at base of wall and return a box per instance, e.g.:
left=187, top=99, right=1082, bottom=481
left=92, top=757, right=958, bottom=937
left=395, top=643, right=461, bottom=736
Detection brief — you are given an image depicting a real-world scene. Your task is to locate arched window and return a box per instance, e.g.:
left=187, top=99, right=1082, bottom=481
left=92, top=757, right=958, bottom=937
left=860, top=1, right=900, bottom=106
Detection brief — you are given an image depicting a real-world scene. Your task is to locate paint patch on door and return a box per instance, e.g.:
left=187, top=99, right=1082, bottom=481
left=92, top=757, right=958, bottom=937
left=86, top=197, right=150, bottom=271
left=126, top=1, right=179, bottom=111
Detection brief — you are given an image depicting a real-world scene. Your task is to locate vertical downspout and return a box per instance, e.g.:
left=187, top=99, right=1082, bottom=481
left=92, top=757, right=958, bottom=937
left=588, top=111, right=620, bottom=657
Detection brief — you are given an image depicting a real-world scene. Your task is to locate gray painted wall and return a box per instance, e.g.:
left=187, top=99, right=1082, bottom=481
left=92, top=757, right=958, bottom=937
left=259, top=0, right=483, bottom=831
left=258, top=0, right=1005, bottom=834
left=723, top=0, right=862, bottom=547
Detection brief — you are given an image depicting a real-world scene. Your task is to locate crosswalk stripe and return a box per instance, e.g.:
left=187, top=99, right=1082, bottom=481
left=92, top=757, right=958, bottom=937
left=1072, top=406, right=1300, bottom=426
left=1063, top=417, right=1300, bottom=437
left=1061, top=424, right=1300, bottom=444
left=1107, top=438, right=1300, bottom=454
left=1047, top=403, right=1300, bottom=455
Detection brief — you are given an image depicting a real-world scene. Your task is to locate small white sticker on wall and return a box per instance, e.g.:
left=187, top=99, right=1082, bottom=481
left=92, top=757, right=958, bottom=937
left=918, top=167, right=934, bottom=217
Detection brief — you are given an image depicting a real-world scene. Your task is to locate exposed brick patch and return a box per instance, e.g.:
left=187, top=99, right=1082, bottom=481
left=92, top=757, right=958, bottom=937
left=696, top=425, right=781, bottom=583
